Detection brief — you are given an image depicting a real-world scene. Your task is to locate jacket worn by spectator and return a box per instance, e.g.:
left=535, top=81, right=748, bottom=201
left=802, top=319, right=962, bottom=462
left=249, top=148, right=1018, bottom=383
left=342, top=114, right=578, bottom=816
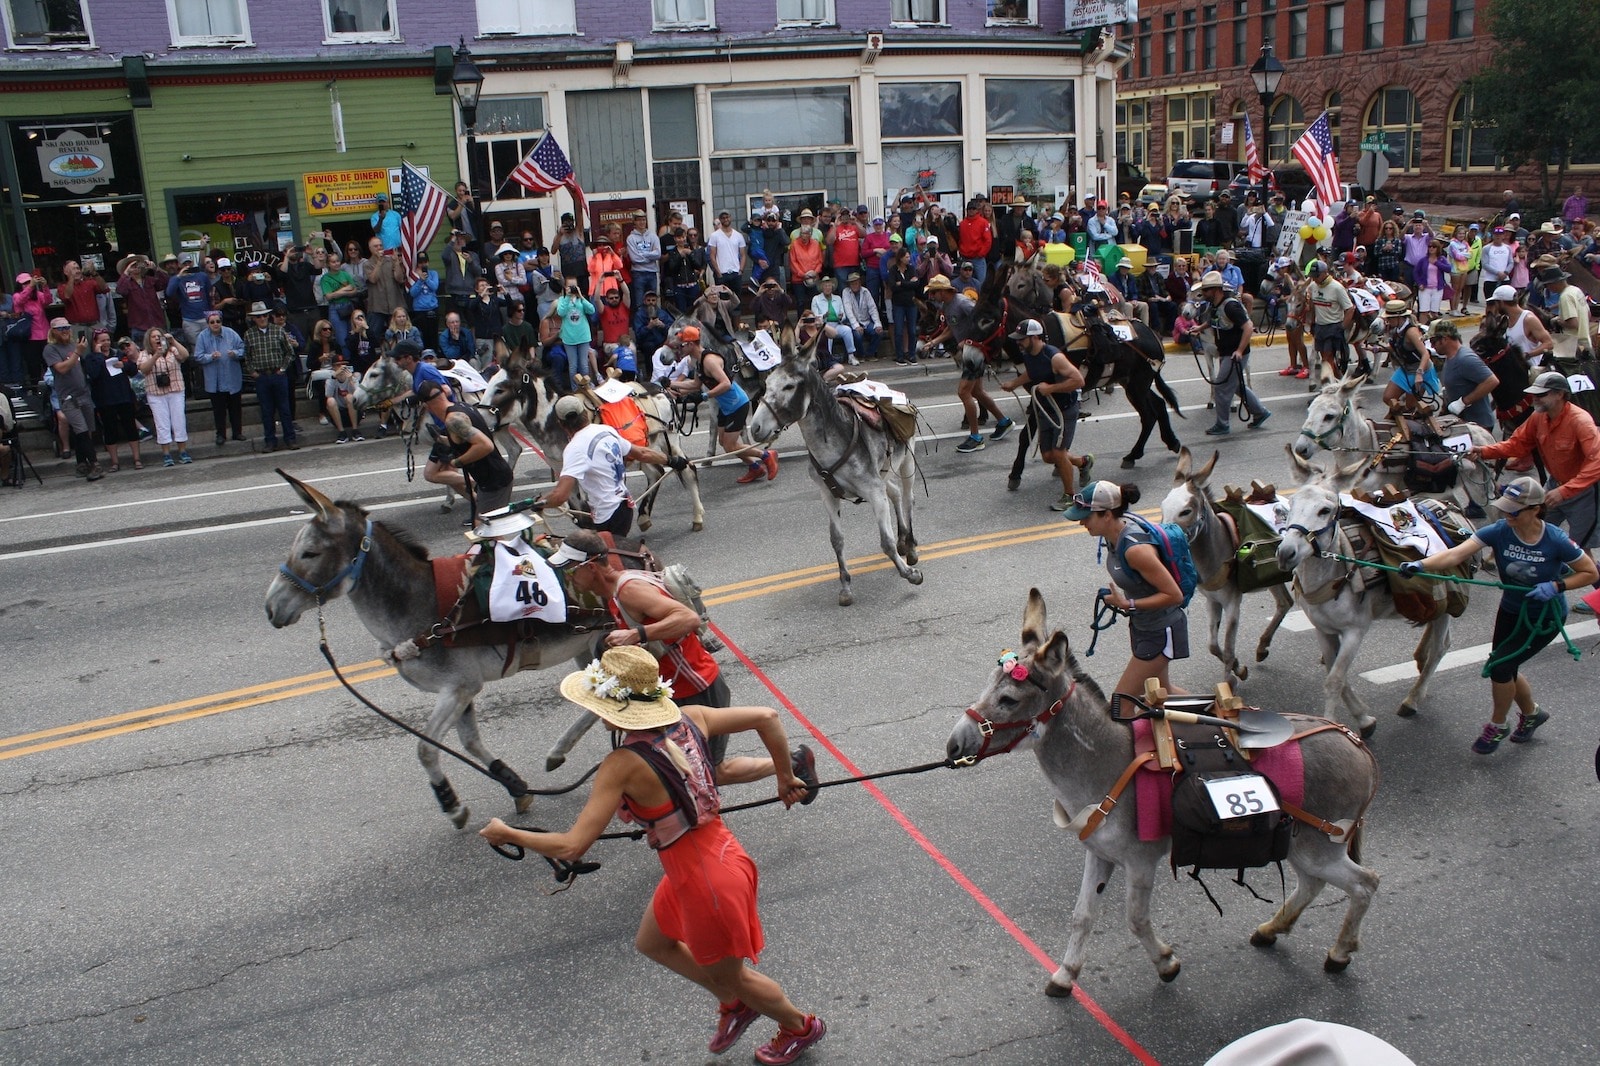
left=441, top=245, right=484, bottom=298
left=193, top=324, right=245, bottom=393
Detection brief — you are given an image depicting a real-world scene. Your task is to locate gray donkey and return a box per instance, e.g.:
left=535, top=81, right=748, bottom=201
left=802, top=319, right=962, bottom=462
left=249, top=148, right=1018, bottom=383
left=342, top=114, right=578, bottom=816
left=947, top=589, right=1381, bottom=998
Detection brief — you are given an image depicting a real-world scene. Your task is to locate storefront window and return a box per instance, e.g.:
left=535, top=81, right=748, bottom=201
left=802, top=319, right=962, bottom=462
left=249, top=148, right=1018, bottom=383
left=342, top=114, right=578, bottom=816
left=476, top=96, right=547, bottom=136
left=985, top=80, right=1075, bottom=135
left=985, top=139, right=1074, bottom=205
left=7, top=117, right=148, bottom=279
left=882, top=143, right=962, bottom=200
left=711, top=87, right=851, bottom=152
left=880, top=83, right=962, bottom=139
left=171, top=187, right=295, bottom=267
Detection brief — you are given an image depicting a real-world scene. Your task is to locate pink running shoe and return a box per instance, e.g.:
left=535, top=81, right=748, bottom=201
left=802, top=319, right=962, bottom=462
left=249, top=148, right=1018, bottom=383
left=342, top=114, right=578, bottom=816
left=755, top=1016, right=827, bottom=1064
left=709, top=1000, right=760, bottom=1054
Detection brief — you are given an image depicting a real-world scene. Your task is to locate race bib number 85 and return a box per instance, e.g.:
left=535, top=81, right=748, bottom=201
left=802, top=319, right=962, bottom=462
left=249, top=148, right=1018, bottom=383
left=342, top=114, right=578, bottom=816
left=1203, top=774, right=1279, bottom=820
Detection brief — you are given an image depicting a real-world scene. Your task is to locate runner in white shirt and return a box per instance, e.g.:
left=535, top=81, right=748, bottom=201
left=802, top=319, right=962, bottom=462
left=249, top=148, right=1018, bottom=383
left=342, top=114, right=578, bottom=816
left=540, top=395, right=682, bottom=536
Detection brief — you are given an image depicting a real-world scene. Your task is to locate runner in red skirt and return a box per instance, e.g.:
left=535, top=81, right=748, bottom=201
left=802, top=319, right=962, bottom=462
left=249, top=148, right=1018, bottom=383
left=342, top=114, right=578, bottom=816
left=481, top=646, right=826, bottom=1064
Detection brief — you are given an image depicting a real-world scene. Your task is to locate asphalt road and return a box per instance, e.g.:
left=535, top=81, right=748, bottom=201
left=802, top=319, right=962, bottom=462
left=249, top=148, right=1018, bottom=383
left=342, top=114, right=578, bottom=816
left=3, top=337, right=1598, bottom=1066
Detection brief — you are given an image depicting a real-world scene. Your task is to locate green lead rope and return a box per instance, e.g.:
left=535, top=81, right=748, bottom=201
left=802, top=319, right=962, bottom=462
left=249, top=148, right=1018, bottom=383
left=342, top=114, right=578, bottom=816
left=1318, top=551, right=1583, bottom=675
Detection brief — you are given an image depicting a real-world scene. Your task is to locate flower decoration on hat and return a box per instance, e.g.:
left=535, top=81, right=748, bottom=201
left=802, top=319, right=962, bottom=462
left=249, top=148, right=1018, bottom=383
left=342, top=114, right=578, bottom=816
left=578, top=658, right=675, bottom=703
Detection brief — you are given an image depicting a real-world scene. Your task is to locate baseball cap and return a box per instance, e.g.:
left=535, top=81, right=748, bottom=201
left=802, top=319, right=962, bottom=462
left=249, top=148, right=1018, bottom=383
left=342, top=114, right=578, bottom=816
left=1307, top=260, right=1329, bottom=276
left=216, top=257, right=233, bottom=268
left=392, top=339, right=423, bottom=359
left=1493, top=476, right=1547, bottom=512
left=678, top=325, right=701, bottom=342
left=1525, top=370, right=1571, bottom=396
left=14, top=271, right=31, bottom=284
left=553, top=394, right=589, bottom=422
left=416, top=380, right=448, bottom=401
left=1426, top=319, right=1459, bottom=341
left=48, top=317, right=70, bottom=330
left=1488, top=284, right=1519, bottom=303
left=1007, top=319, right=1044, bottom=340
left=546, top=530, right=610, bottom=568
left=1063, top=481, right=1123, bottom=520
left=855, top=204, right=869, bottom=213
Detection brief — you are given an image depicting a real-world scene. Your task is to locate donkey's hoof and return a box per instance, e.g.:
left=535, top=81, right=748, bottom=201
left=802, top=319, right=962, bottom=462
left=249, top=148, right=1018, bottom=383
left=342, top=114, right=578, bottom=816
left=1157, top=957, right=1181, bottom=983
left=636, top=515, right=653, bottom=533
left=1235, top=664, right=1250, bottom=681
left=1324, top=953, right=1352, bottom=973
left=514, top=793, right=535, bottom=815
left=691, top=521, right=704, bottom=532
left=1255, top=645, right=1271, bottom=663
left=906, top=568, right=924, bottom=586
left=1358, top=716, right=1378, bottom=739
left=838, top=590, right=854, bottom=606
left=438, top=503, right=453, bottom=514
left=1396, top=701, right=1418, bottom=718
left=1044, top=978, right=1075, bottom=999
left=1250, top=929, right=1278, bottom=948
left=906, top=548, right=920, bottom=565
left=449, top=805, right=470, bottom=830
left=544, top=754, right=566, bottom=772
left=1120, top=456, right=1138, bottom=469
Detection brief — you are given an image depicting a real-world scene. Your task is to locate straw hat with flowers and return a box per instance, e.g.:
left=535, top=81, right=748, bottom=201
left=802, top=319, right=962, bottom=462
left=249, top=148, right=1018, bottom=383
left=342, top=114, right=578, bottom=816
left=560, top=646, right=682, bottom=730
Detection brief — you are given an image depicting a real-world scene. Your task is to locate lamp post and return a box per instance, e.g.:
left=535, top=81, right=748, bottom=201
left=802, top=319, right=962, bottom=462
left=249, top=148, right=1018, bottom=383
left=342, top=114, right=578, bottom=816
left=1249, top=44, right=1286, bottom=191
left=450, top=38, right=485, bottom=199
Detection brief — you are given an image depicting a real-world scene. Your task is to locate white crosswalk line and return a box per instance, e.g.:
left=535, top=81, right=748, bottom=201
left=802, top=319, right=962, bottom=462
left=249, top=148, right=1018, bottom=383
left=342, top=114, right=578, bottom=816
left=1359, top=620, right=1598, bottom=684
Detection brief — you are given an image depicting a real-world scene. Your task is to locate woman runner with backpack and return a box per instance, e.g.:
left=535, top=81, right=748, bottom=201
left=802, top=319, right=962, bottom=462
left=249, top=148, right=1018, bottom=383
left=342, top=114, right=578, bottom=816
left=479, top=646, right=825, bottom=1064
left=1065, top=481, right=1192, bottom=697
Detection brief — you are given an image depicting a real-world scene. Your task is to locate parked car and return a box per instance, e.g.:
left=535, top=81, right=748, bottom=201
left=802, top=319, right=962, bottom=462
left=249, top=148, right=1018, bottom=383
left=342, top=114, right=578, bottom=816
left=1165, top=159, right=1250, bottom=202
left=1137, top=183, right=1170, bottom=207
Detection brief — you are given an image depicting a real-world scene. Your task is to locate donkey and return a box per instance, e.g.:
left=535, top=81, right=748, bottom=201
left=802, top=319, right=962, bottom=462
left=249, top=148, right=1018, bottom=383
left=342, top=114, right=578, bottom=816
left=1047, top=299, right=1183, bottom=469
left=1291, top=372, right=1496, bottom=510
left=748, top=333, right=922, bottom=606
left=1275, top=460, right=1456, bottom=735
left=946, top=589, right=1381, bottom=997
left=566, top=377, right=707, bottom=533
left=265, top=472, right=596, bottom=828
left=1161, top=448, right=1295, bottom=687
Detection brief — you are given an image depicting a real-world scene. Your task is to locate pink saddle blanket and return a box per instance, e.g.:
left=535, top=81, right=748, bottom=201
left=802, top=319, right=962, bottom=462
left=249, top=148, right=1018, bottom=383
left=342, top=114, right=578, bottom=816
left=1131, top=718, right=1305, bottom=843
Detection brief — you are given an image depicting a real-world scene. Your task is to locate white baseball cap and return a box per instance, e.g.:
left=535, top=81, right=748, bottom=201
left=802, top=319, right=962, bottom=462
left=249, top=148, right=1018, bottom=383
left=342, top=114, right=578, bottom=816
left=1007, top=319, right=1044, bottom=340
left=1488, top=284, right=1519, bottom=303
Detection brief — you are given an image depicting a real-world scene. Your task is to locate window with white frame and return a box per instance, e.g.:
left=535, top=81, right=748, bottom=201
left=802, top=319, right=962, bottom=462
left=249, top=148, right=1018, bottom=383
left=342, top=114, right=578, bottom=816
left=476, top=0, right=577, bottom=35
left=710, top=86, right=851, bottom=152
left=777, top=0, right=833, bottom=25
left=6, top=0, right=93, bottom=46
left=323, top=0, right=396, bottom=41
left=654, top=0, right=712, bottom=29
left=986, top=0, right=1034, bottom=25
left=891, top=0, right=943, bottom=26
left=168, top=0, right=250, bottom=45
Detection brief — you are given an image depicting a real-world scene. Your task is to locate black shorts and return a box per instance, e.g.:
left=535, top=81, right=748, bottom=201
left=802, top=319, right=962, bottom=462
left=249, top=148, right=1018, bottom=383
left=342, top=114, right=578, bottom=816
left=1313, top=323, right=1348, bottom=355
left=1487, top=605, right=1560, bottom=684
left=1131, top=618, right=1191, bottom=662
left=578, top=497, right=635, bottom=538
left=717, top=401, right=751, bottom=433
left=1033, top=393, right=1080, bottom=455
left=98, top=402, right=139, bottom=445
left=428, top=439, right=453, bottom=465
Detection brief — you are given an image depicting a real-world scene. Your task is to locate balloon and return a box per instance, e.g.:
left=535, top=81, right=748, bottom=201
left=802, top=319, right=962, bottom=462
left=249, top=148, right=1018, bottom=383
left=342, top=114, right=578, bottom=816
left=1313, top=226, right=1329, bottom=241
left=1299, top=224, right=1315, bottom=239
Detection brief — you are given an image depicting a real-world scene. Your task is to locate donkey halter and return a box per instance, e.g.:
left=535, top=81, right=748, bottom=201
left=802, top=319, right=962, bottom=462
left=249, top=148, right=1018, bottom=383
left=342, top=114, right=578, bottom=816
left=1299, top=395, right=1354, bottom=449
left=956, top=650, right=1078, bottom=766
left=278, top=518, right=375, bottom=603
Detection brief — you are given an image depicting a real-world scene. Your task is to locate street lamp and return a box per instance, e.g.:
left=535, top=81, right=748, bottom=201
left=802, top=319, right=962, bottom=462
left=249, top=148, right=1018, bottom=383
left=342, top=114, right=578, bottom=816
left=1249, top=44, right=1286, bottom=180
left=450, top=38, right=485, bottom=198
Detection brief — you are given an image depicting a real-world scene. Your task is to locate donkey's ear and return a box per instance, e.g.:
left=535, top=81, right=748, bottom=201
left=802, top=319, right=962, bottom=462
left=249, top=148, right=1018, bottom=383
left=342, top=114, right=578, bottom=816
left=280, top=469, right=339, bottom=524
left=1174, top=446, right=1193, bottom=482
left=1193, top=449, right=1219, bottom=487
left=1032, top=630, right=1070, bottom=673
left=1285, top=444, right=1315, bottom=485
left=1021, top=587, right=1048, bottom=646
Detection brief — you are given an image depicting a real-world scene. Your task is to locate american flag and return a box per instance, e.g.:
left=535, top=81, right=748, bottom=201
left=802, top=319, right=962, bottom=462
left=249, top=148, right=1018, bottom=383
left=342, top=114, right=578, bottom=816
left=1243, top=114, right=1266, bottom=185
left=508, top=131, right=588, bottom=222
left=398, top=161, right=448, bottom=284
left=1291, top=111, right=1342, bottom=217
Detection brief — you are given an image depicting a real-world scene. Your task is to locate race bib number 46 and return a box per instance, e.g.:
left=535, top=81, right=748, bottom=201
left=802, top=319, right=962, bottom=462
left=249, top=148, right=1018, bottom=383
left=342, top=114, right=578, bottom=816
left=1204, top=774, right=1280, bottom=820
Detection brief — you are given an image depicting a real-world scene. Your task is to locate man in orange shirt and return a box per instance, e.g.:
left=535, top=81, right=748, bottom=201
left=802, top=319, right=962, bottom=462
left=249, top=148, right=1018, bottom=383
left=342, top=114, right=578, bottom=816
left=786, top=211, right=825, bottom=314
left=1472, top=371, right=1600, bottom=610
left=958, top=199, right=994, bottom=288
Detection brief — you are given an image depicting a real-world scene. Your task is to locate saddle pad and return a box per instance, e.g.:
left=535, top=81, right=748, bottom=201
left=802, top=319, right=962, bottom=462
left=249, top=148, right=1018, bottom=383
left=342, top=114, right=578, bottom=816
left=432, top=554, right=472, bottom=621
left=1132, top=718, right=1305, bottom=843
left=1340, top=494, right=1450, bottom=555
left=838, top=396, right=885, bottom=430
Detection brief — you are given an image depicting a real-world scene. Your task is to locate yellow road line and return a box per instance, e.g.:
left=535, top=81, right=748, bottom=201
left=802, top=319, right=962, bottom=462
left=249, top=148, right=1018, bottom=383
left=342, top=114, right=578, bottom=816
left=1, top=511, right=1152, bottom=760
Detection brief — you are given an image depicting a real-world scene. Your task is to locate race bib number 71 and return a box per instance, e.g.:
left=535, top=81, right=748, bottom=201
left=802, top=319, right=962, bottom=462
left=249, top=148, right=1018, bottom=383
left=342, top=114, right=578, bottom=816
left=1204, top=774, right=1280, bottom=820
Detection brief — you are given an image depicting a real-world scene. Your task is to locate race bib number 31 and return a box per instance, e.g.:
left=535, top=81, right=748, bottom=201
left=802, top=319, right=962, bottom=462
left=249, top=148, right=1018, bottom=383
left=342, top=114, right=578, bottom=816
left=1204, top=774, right=1279, bottom=820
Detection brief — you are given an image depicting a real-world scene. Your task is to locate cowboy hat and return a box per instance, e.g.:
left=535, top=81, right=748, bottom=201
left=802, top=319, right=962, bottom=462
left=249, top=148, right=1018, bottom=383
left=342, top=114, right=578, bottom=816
left=247, top=301, right=272, bottom=317
left=923, top=274, right=956, bottom=293
left=115, top=253, right=151, bottom=276
left=1383, top=299, right=1410, bottom=317
left=1199, top=270, right=1227, bottom=289
left=465, top=505, right=537, bottom=542
left=559, top=646, right=682, bottom=730
left=1536, top=264, right=1570, bottom=285
left=1010, top=195, right=1031, bottom=207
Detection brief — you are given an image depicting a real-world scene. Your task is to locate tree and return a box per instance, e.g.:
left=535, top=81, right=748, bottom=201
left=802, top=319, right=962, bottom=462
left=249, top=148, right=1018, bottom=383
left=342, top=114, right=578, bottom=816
left=1469, top=0, right=1600, bottom=212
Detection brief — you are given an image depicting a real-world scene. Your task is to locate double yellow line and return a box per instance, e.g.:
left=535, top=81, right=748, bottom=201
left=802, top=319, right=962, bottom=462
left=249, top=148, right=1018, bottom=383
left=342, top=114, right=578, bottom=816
left=1, top=518, right=1102, bottom=762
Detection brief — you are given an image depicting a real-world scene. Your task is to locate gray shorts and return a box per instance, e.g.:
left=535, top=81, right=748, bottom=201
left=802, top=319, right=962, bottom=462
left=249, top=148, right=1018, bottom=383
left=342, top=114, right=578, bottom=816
left=1033, top=392, right=1080, bottom=455
left=1547, top=481, right=1600, bottom=550
left=1312, top=322, right=1348, bottom=354
left=1130, top=618, right=1191, bottom=662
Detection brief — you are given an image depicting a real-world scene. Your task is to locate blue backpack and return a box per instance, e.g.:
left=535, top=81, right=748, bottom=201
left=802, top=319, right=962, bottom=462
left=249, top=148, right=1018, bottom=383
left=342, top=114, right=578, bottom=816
left=1128, top=514, right=1201, bottom=607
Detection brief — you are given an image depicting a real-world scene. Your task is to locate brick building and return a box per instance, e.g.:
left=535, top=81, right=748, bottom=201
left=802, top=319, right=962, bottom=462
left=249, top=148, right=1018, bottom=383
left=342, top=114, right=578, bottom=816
left=1113, top=0, right=1586, bottom=209
left=2, top=0, right=1124, bottom=282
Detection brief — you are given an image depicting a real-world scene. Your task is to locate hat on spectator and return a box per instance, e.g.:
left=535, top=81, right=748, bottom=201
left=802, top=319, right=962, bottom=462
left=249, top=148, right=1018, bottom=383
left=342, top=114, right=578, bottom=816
left=1411, top=210, right=1426, bottom=220
left=1007, top=319, right=1044, bottom=340
left=216, top=257, right=233, bottom=268
left=871, top=216, right=885, bottom=225
left=160, top=252, right=179, bottom=264
left=855, top=204, right=869, bottom=213
left=497, top=243, right=516, bottom=258
left=1488, top=284, right=1519, bottom=303
left=798, top=209, right=815, bottom=220
left=1273, top=256, right=1293, bottom=270
left=247, top=301, right=272, bottom=317
left=1383, top=299, right=1410, bottom=317
left=1199, top=270, right=1227, bottom=289
left=1493, top=476, right=1547, bottom=511
left=205, top=309, right=222, bottom=321
left=1307, top=260, right=1329, bottom=276
left=1525, top=370, right=1572, bottom=395
left=924, top=274, right=955, bottom=293
left=1426, top=319, right=1460, bottom=341
left=925, top=236, right=939, bottom=246
left=900, top=193, right=914, bottom=202
left=1116, top=258, right=1133, bottom=270
left=15, top=271, right=31, bottom=284
left=847, top=271, right=863, bottom=282
left=889, top=234, right=904, bottom=244
left=416, top=380, right=449, bottom=402
left=48, top=317, right=70, bottom=330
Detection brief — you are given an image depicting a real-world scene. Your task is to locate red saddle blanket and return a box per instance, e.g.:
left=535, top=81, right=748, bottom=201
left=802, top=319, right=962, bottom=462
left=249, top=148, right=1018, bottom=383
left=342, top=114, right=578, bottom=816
left=1132, top=718, right=1305, bottom=843
left=432, top=553, right=473, bottom=625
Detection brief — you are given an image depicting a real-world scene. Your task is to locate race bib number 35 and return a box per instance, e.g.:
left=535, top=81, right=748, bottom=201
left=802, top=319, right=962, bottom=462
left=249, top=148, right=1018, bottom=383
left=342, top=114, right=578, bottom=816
left=1204, top=774, right=1280, bottom=820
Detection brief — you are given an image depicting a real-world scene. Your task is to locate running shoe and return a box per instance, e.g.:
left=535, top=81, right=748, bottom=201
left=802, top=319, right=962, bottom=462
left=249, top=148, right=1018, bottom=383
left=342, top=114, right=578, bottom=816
left=754, top=1016, right=826, bottom=1065
left=1204, top=423, right=1231, bottom=436
left=763, top=449, right=779, bottom=480
left=1049, top=492, right=1073, bottom=512
left=709, top=1001, right=760, bottom=1054
left=1249, top=411, right=1272, bottom=430
left=335, top=435, right=349, bottom=444
left=178, top=451, right=193, bottom=464
left=1472, top=722, right=1510, bottom=755
left=1509, top=706, right=1549, bottom=744
left=1079, top=453, right=1094, bottom=482
left=352, top=433, right=366, bottom=442
left=791, top=744, right=819, bottom=805
left=1278, top=366, right=1297, bottom=376
left=163, top=455, right=176, bottom=468
left=737, top=461, right=765, bottom=484
left=989, top=417, right=1014, bottom=442
left=955, top=434, right=985, bottom=453
left=1296, top=368, right=1310, bottom=379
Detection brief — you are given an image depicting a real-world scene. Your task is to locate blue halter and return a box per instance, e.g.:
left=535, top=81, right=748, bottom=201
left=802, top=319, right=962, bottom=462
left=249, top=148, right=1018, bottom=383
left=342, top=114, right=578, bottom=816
left=278, top=519, right=375, bottom=601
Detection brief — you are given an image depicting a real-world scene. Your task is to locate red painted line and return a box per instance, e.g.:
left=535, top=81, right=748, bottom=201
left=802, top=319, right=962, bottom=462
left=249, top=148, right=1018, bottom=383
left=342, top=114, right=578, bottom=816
left=710, top=623, right=1161, bottom=1066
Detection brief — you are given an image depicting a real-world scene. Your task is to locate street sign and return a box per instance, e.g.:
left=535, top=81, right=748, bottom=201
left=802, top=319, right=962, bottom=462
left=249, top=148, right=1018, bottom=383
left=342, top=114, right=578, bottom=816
left=1358, top=133, right=1389, bottom=153
left=1356, top=150, right=1391, bottom=191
